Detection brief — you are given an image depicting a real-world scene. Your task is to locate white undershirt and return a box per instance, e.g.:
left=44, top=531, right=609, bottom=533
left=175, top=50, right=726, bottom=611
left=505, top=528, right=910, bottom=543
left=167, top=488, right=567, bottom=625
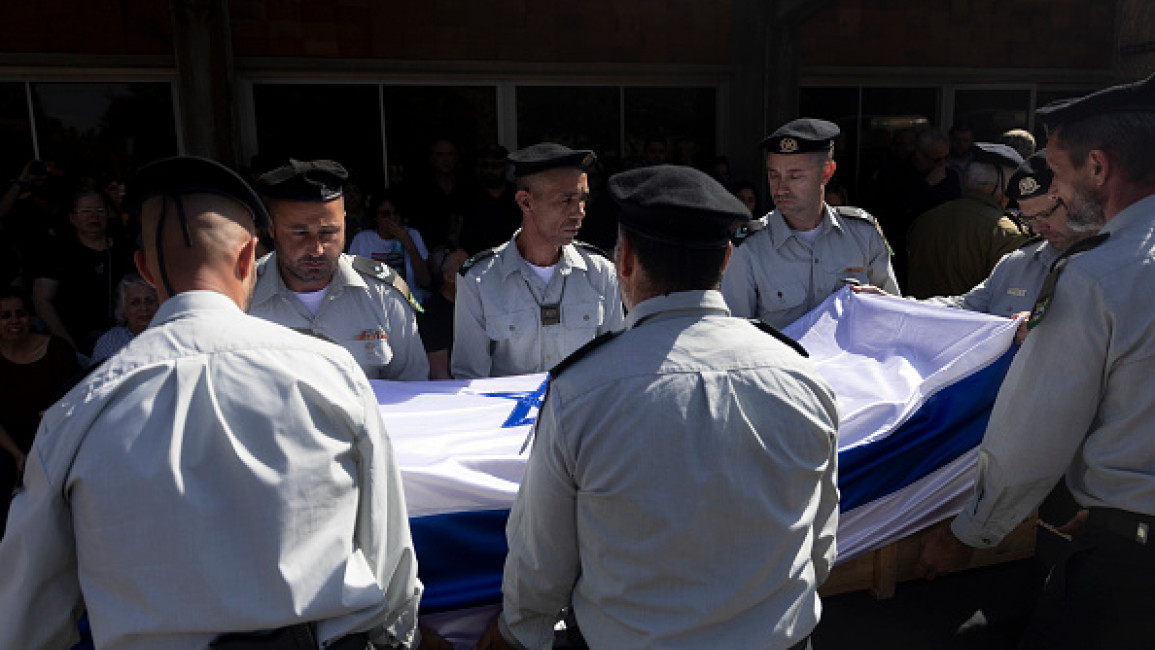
left=525, top=260, right=557, bottom=286
left=294, top=287, right=329, bottom=316
left=791, top=225, right=823, bottom=247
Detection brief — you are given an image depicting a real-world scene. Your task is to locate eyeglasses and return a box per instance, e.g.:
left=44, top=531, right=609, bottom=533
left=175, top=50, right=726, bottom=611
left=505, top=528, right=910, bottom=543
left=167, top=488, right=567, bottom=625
left=1020, top=199, right=1064, bottom=223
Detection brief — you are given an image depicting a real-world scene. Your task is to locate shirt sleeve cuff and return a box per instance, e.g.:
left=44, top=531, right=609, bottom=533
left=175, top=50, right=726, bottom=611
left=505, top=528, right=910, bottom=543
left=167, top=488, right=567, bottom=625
left=950, top=509, right=1004, bottom=549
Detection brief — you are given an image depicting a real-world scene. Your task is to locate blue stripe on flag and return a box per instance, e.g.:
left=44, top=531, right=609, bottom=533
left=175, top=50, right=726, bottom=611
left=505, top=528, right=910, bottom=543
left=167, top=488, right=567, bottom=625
left=411, top=509, right=510, bottom=614
left=838, top=346, right=1018, bottom=511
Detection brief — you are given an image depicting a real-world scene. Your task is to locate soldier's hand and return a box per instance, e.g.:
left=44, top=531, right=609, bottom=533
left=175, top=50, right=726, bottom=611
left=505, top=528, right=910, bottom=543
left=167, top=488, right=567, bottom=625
left=1012, top=310, right=1031, bottom=344
left=917, top=524, right=974, bottom=580
left=850, top=284, right=889, bottom=296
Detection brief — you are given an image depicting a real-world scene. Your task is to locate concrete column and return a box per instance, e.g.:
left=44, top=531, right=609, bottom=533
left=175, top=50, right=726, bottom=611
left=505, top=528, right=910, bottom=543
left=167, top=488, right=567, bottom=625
left=170, top=0, right=237, bottom=166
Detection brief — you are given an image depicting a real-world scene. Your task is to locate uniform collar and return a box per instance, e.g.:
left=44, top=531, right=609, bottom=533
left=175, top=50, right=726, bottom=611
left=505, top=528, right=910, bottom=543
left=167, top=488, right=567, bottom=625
left=766, top=203, right=839, bottom=250
left=624, top=289, right=730, bottom=330
left=498, top=230, right=588, bottom=278
left=250, top=252, right=361, bottom=307
left=152, top=290, right=243, bottom=327
left=1100, top=191, right=1155, bottom=238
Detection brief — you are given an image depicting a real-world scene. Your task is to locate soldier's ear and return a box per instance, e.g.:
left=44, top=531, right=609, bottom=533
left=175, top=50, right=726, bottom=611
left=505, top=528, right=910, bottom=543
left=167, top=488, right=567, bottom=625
left=516, top=189, right=532, bottom=213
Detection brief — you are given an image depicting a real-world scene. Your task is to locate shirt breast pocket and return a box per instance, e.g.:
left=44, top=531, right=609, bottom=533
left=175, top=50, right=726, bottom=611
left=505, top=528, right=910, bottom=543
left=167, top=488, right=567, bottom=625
left=760, top=282, right=807, bottom=312
left=486, top=308, right=538, bottom=341
left=562, top=301, right=602, bottom=332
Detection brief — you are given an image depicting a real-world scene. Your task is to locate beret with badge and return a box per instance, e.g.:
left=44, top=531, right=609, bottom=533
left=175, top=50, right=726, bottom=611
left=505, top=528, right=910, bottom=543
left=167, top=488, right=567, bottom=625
left=1006, top=150, right=1053, bottom=202
left=608, top=164, right=752, bottom=249
left=508, top=143, right=596, bottom=179
left=255, top=159, right=348, bottom=202
left=1036, top=72, right=1155, bottom=128
left=760, top=118, right=840, bottom=155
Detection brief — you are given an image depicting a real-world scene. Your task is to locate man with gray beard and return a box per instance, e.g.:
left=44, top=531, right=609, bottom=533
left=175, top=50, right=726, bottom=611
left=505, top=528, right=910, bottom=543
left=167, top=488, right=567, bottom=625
left=919, top=73, right=1155, bottom=649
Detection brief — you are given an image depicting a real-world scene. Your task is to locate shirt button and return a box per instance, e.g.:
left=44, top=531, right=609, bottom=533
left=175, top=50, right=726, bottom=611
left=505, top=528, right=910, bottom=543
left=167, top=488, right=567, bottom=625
left=583, top=315, right=589, bottom=321
left=509, top=325, right=515, bottom=331
left=814, top=259, right=820, bottom=264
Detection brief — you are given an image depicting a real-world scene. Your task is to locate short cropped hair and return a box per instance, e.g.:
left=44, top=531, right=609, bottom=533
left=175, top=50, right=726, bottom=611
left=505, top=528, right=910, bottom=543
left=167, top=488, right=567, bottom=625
left=1052, top=111, right=1155, bottom=184
left=619, top=227, right=728, bottom=293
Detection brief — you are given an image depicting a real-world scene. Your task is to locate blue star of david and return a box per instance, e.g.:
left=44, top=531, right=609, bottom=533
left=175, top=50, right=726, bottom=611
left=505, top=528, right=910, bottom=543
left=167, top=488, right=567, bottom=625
left=481, top=378, right=549, bottom=428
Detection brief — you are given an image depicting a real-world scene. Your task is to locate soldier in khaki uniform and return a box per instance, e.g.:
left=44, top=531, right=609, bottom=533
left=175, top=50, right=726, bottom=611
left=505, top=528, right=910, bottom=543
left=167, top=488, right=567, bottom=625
left=721, top=119, right=899, bottom=329
left=452, top=143, right=624, bottom=379
left=249, top=159, right=429, bottom=381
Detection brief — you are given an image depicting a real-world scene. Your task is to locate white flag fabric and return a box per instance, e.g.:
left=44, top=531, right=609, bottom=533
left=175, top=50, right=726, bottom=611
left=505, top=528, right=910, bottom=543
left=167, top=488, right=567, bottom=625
left=381, top=288, right=1020, bottom=647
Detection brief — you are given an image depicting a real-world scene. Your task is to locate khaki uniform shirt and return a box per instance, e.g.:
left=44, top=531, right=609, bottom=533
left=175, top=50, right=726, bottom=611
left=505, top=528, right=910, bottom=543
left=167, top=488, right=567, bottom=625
left=923, top=237, right=1059, bottom=317
left=500, top=290, right=839, bottom=650
left=249, top=253, right=429, bottom=381
left=0, top=291, right=421, bottom=649
left=906, top=191, right=1029, bottom=299
left=952, top=194, right=1155, bottom=547
left=451, top=235, right=624, bottom=379
left=721, top=205, right=899, bottom=329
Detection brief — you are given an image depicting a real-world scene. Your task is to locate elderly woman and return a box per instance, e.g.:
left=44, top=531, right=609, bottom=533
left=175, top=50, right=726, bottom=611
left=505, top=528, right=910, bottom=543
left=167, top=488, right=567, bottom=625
left=91, top=274, right=159, bottom=363
left=0, top=286, right=79, bottom=536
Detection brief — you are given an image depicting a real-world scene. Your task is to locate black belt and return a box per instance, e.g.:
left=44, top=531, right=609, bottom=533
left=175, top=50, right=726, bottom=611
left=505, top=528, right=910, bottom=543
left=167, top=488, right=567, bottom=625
left=1086, top=507, right=1153, bottom=546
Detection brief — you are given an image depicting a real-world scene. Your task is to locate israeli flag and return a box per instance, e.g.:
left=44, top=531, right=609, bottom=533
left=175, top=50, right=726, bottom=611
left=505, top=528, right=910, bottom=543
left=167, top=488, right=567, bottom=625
left=378, top=288, right=1019, bottom=647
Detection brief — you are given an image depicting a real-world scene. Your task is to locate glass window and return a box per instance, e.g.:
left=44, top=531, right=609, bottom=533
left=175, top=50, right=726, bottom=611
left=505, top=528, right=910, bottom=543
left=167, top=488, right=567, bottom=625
left=517, top=86, right=621, bottom=166
left=858, top=87, right=940, bottom=201
left=0, top=83, right=34, bottom=178
left=380, top=85, right=497, bottom=185
left=31, top=82, right=178, bottom=180
left=799, top=87, right=860, bottom=198
left=623, top=87, right=716, bottom=169
left=252, top=83, right=383, bottom=186
left=952, top=89, right=1031, bottom=142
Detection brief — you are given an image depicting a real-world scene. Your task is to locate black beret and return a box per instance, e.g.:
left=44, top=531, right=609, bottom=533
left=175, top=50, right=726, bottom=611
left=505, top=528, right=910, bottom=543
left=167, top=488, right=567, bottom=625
left=972, top=142, right=1024, bottom=169
left=126, top=155, right=270, bottom=229
left=1036, top=73, right=1155, bottom=128
left=608, top=164, right=751, bottom=248
left=255, top=159, right=348, bottom=202
left=760, top=118, right=839, bottom=154
left=508, top=143, right=595, bottom=179
left=1006, top=150, right=1053, bottom=201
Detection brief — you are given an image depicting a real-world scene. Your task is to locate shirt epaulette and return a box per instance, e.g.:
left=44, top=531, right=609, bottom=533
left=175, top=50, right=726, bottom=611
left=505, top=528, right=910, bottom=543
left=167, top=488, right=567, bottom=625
left=549, top=330, right=619, bottom=378
left=732, top=217, right=768, bottom=247
left=351, top=255, right=422, bottom=313
left=748, top=318, right=809, bottom=357
left=459, top=247, right=498, bottom=277
left=835, top=205, right=876, bottom=225
left=573, top=240, right=611, bottom=261
left=1018, top=234, right=1044, bottom=250
left=836, top=205, right=892, bottom=256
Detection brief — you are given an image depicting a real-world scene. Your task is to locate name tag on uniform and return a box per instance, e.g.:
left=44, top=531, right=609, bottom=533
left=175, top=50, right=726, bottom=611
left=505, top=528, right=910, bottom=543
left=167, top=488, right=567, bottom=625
left=1006, top=288, right=1027, bottom=297
left=541, top=304, right=561, bottom=326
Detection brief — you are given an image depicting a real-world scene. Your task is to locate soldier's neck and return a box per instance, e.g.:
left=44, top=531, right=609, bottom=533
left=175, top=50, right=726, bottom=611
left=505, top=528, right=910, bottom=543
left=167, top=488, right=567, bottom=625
left=783, top=204, right=825, bottom=232
left=516, top=232, right=562, bottom=267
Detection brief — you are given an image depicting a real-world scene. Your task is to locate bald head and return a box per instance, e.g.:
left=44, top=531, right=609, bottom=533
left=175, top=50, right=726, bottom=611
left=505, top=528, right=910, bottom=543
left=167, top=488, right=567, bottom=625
left=135, top=193, right=259, bottom=308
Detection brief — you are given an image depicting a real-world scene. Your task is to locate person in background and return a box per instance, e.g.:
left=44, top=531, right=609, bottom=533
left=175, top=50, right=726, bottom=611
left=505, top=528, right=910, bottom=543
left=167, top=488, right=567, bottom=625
left=418, top=245, right=469, bottom=380
left=90, top=273, right=159, bottom=364
left=999, top=128, right=1037, bottom=161
left=349, top=190, right=433, bottom=303
left=31, top=188, right=133, bottom=359
left=732, top=179, right=760, bottom=216
left=0, top=286, right=78, bottom=539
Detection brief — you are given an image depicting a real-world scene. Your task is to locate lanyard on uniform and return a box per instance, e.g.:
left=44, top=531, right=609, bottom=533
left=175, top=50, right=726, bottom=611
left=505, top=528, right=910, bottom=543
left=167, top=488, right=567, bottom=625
left=1027, top=233, right=1109, bottom=330
left=521, top=273, right=567, bottom=326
